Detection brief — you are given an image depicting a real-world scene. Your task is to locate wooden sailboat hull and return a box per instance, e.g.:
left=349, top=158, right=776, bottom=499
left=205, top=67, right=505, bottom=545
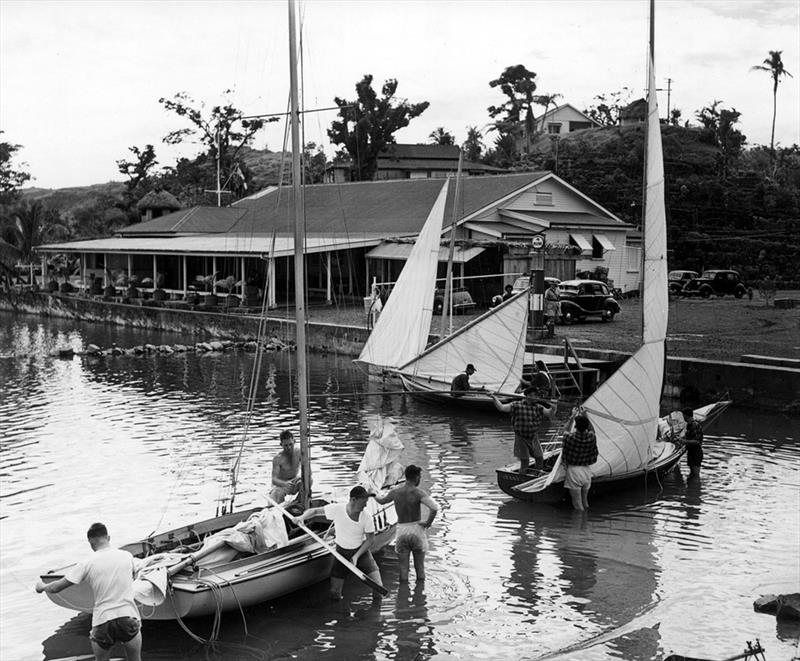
left=496, top=400, right=731, bottom=504
left=397, top=374, right=514, bottom=411
left=41, top=504, right=397, bottom=621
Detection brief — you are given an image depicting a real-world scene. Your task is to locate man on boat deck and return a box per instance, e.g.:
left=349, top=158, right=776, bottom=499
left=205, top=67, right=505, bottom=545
left=373, top=464, right=438, bottom=584
left=451, top=363, right=477, bottom=397
left=270, top=430, right=303, bottom=503
left=36, top=522, right=142, bottom=661
left=492, top=386, right=556, bottom=473
left=562, top=413, right=598, bottom=511
left=297, top=485, right=383, bottom=600
left=682, top=408, right=704, bottom=478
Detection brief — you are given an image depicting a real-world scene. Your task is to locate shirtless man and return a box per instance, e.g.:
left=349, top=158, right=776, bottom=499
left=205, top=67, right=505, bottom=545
left=374, top=465, right=438, bottom=583
left=270, top=430, right=302, bottom=502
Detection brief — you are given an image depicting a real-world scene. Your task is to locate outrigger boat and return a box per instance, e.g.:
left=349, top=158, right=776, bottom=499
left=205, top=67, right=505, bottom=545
left=496, top=2, right=731, bottom=504
left=39, top=0, right=397, bottom=624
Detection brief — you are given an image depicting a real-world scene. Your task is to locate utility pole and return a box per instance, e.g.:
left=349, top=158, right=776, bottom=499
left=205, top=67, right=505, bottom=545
left=656, top=78, right=673, bottom=120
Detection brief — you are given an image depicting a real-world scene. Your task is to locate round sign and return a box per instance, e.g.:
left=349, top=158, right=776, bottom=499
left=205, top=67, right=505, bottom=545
left=531, top=235, right=545, bottom=250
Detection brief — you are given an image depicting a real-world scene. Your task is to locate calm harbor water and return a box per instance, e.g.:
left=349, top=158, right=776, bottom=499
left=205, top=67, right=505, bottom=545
left=1, top=313, right=798, bottom=661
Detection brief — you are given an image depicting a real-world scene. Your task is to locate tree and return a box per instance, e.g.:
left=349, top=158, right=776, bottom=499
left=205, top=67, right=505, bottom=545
left=328, top=75, right=430, bottom=181
left=116, top=144, right=158, bottom=194
left=158, top=90, right=276, bottom=203
left=0, top=134, right=31, bottom=207
left=0, top=200, right=67, bottom=267
left=669, top=108, right=683, bottom=126
left=584, top=88, right=632, bottom=126
left=533, top=93, right=562, bottom=131
left=303, top=142, right=328, bottom=184
left=487, top=65, right=538, bottom=155
left=462, top=126, right=484, bottom=162
left=696, top=101, right=746, bottom=179
left=428, top=127, right=455, bottom=146
left=751, top=50, right=793, bottom=153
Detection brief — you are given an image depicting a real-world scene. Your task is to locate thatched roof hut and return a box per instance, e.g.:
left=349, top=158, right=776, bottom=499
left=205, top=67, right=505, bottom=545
left=137, top=190, right=181, bottom=221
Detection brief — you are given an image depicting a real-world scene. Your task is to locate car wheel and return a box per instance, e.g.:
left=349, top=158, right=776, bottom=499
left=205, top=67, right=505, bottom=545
left=700, top=287, right=712, bottom=299
left=734, top=289, right=744, bottom=299
left=561, top=312, right=573, bottom=325
left=434, top=300, right=443, bottom=315
left=601, top=307, right=616, bottom=321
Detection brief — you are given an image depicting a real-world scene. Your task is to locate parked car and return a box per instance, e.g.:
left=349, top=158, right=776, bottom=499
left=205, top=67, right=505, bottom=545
left=681, top=269, right=748, bottom=299
left=557, top=279, right=621, bottom=323
left=668, top=270, right=699, bottom=295
left=433, top=287, right=476, bottom=315
left=510, top=276, right=561, bottom=294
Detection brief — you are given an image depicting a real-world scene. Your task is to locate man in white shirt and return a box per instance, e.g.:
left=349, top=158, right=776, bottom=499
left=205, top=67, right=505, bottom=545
left=37, top=523, right=141, bottom=661
left=298, top=485, right=383, bottom=600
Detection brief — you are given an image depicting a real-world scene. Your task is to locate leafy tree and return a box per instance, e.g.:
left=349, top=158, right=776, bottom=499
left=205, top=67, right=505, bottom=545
left=696, top=101, right=746, bottom=179
left=0, top=134, right=31, bottom=206
left=751, top=50, right=793, bottom=153
left=483, top=133, right=517, bottom=169
left=0, top=200, right=67, bottom=267
left=428, top=127, right=454, bottom=146
left=584, top=88, right=632, bottom=126
left=328, top=75, right=430, bottom=181
left=669, top=108, right=683, bottom=126
left=487, top=65, right=538, bottom=155
left=462, top=126, right=484, bottom=162
left=116, top=144, right=158, bottom=194
left=533, top=92, right=562, bottom=131
left=303, top=142, right=328, bottom=184
left=158, top=90, right=276, bottom=203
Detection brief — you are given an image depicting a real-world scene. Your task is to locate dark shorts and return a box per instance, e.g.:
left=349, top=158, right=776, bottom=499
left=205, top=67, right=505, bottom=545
left=331, top=545, right=379, bottom=579
left=687, top=445, right=703, bottom=467
left=514, top=433, right=543, bottom=461
left=90, top=616, right=140, bottom=650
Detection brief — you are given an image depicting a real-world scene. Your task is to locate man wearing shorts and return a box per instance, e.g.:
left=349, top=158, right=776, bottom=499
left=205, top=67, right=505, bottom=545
left=562, top=414, right=598, bottom=511
left=374, top=465, right=438, bottom=583
left=492, top=386, right=557, bottom=472
left=36, top=522, right=142, bottom=661
left=298, top=485, right=383, bottom=600
left=682, top=407, right=704, bottom=478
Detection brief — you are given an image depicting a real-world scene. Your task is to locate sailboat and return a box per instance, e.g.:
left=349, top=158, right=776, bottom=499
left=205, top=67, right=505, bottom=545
left=496, top=2, right=730, bottom=503
left=38, top=0, right=397, bottom=623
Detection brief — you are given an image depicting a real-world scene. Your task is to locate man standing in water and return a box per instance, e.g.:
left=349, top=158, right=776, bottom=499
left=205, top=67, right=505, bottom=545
left=270, top=430, right=303, bottom=503
left=298, top=486, right=383, bottom=600
left=374, top=465, right=438, bottom=583
left=492, top=387, right=557, bottom=473
left=682, top=408, right=704, bottom=478
left=36, top=523, right=142, bottom=661
left=562, top=414, right=598, bottom=511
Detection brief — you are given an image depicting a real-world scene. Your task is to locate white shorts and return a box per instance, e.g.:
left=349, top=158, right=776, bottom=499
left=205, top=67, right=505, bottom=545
left=564, top=465, right=594, bottom=490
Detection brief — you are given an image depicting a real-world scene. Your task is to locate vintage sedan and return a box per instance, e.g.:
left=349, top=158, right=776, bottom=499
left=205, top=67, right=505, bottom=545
left=557, top=279, right=621, bottom=323
left=681, top=269, right=748, bottom=299
left=668, top=270, right=699, bottom=295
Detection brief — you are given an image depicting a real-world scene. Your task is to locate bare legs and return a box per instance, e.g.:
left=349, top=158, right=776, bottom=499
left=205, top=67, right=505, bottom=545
left=330, top=570, right=383, bottom=600
left=90, top=633, right=142, bottom=661
left=567, top=485, right=590, bottom=511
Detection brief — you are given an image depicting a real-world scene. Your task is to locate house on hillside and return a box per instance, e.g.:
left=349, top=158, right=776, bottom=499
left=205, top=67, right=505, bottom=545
left=325, top=143, right=504, bottom=183
left=620, top=98, right=647, bottom=126
left=514, top=104, right=600, bottom=155
left=35, top=172, right=637, bottom=309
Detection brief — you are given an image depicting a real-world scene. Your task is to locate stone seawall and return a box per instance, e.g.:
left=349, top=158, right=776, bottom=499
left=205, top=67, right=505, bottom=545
left=2, top=291, right=798, bottom=412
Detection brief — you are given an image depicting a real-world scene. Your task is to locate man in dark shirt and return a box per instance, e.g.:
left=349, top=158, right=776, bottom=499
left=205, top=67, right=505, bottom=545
left=562, top=414, right=598, bottom=511
left=682, top=407, right=704, bottom=478
left=492, top=387, right=556, bottom=472
left=451, top=364, right=476, bottom=397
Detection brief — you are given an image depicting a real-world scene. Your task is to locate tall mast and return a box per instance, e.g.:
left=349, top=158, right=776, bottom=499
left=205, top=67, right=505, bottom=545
left=288, top=0, right=310, bottom=507
left=439, top=149, right=463, bottom=339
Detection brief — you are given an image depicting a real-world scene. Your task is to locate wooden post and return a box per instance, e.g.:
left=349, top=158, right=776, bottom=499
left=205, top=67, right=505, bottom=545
left=240, top=257, right=246, bottom=298
left=41, top=254, right=47, bottom=288
left=103, top=253, right=109, bottom=287
left=326, top=252, right=332, bottom=303
left=268, top=256, right=276, bottom=308
left=152, top=254, right=157, bottom=291
left=127, top=254, right=132, bottom=282
left=212, top=256, right=218, bottom=292
left=182, top=256, right=188, bottom=296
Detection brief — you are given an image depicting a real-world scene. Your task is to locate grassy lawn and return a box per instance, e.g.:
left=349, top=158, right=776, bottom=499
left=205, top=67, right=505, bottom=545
left=303, top=291, right=800, bottom=362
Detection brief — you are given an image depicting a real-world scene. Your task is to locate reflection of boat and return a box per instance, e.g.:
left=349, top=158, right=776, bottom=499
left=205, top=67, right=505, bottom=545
left=39, top=0, right=396, bottom=623
left=395, top=288, right=530, bottom=410
left=496, top=15, right=731, bottom=504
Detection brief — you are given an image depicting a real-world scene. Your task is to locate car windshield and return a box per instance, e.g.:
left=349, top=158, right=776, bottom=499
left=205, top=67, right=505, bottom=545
left=512, top=277, right=529, bottom=290
left=560, top=284, right=580, bottom=294
left=700, top=271, right=716, bottom=279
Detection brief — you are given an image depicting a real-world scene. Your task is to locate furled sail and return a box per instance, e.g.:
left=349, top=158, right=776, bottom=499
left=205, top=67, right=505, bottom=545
left=356, top=180, right=449, bottom=370
left=397, top=290, right=529, bottom=394
left=526, top=35, right=668, bottom=492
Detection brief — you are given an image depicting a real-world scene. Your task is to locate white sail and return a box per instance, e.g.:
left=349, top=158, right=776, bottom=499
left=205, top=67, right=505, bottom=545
left=532, top=37, right=668, bottom=490
left=356, top=179, right=449, bottom=370
left=398, top=290, right=529, bottom=394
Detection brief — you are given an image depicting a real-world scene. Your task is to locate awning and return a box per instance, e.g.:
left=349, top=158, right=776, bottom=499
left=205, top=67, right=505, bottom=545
left=569, top=233, right=592, bottom=254
left=366, top=242, right=485, bottom=264
left=594, top=234, right=615, bottom=252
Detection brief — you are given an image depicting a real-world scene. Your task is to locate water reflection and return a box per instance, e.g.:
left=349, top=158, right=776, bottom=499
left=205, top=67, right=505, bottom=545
left=1, top=314, right=798, bottom=661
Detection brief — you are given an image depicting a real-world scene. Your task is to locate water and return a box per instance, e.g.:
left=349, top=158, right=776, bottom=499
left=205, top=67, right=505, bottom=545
left=1, top=313, right=798, bottom=661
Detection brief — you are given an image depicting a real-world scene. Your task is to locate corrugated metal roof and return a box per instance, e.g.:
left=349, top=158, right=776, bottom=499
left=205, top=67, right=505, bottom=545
left=366, top=243, right=485, bottom=263
left=375, top=158, right=504, bottom=172
left=119, top=207, right=247, bottom=235
left=37, top=233, right=385, bottom=257
left=379, top=144, right=460, bottom=160
left=524, top=211, right=629, bottom=228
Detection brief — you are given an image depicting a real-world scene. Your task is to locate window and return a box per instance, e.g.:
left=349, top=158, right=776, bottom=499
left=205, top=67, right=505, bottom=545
left=591, top=236, right=604, bottom=259
left=547, top=123, right=562, bottom=134
left=534, top=191, right=553, bottom=205
left=569, top=233, right=592, bottom=255
left=569, top=121, right=592, bottom=131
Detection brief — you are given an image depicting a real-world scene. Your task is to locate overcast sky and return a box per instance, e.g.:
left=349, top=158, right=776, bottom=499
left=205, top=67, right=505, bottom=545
left=1, top=0, right=798, bottom=190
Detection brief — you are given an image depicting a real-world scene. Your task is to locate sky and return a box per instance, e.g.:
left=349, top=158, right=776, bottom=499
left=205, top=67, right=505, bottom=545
left=1, top=0, right=798, bottom=190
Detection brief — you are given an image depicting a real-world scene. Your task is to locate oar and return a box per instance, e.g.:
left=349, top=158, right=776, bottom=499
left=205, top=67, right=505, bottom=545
left=266, top=495, right=388, bottom=596
left=166, top=538, right=229, bottom=577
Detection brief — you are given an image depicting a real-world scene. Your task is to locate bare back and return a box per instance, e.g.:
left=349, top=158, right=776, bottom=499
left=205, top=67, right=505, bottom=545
left=273, top=447, right=301, bottom=481
left=390, top=484, right=427, bottom=523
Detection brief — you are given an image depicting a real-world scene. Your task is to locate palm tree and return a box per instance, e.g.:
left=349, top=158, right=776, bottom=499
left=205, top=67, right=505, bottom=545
left=751, top=50, right=793, bottom=153
left=0, top=200, right=67, bottom=269
left=428, top=127, right=454, bottom=146
left=533, top=93, right=562, bottom=132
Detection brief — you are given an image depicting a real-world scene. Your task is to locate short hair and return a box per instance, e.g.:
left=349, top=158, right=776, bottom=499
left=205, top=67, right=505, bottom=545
left=87, top=522, right=108, bottom=540
left=534, top=360, right=546, bottom=370
left=279, top=430, right=294, bottom=441
left=349, top=485, right=369, bottom=500
left=405, top=465, right=422, bottom=480
left=523, top=386, right=539, bottom=396
left=682, top=407, right=694, bottom=419
left=466, top=363, right=476, bottom=372
left=505, top=284, right=513, bottom=290
left=574, top=414, right=590, bottom=432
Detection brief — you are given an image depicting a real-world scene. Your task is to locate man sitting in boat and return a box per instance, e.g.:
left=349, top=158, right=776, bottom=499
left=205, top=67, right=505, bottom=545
left=562, top=414, right=598, bottom=511
left=491, top=387, right=557, bottom=472
left=269, top=430, right=303, bottom=503
left=450, top=363, right=478, bottom=397
left=297, top=485, right=384, bottom=601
